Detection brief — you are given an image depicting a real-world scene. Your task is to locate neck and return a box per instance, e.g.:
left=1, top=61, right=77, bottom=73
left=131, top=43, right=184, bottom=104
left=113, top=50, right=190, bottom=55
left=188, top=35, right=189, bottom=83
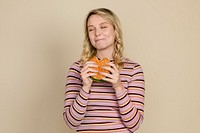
left=96, top=49, right=113, bottom=60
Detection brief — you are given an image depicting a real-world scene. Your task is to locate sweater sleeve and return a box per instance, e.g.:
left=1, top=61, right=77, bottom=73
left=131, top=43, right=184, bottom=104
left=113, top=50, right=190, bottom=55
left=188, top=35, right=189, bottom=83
left=63, top=62, right=90, bottom=129
left=116, top=63, right=145, bottom=132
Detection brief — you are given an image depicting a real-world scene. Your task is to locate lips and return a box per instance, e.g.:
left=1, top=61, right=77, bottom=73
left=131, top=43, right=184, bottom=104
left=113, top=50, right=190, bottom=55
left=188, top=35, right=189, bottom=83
left=95, top=38, right=104, bottom=42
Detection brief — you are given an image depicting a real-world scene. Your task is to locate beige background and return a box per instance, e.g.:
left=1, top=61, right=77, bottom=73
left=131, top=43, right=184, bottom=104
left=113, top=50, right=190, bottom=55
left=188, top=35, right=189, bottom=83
left=0, top=0, right=200, bottom=133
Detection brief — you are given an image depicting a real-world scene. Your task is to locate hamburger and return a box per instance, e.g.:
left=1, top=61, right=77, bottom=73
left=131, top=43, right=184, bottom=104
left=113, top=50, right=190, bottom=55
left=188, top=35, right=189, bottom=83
left=89, top=56, right=110, bottom=82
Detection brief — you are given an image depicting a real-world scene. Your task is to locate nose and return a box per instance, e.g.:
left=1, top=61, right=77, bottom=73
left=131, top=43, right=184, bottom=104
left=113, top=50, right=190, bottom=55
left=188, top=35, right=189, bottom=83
left=95, top=28, right=101, bottom=36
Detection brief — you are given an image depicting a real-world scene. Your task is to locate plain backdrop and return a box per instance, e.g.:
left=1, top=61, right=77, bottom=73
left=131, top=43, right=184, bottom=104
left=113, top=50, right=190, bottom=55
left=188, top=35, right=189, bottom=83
left=0, top=0, right=200, bottom=133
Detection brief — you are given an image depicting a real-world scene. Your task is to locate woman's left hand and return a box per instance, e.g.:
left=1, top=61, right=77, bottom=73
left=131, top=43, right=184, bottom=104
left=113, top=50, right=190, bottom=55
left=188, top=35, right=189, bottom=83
left=101, top=62, right=124, bottom=94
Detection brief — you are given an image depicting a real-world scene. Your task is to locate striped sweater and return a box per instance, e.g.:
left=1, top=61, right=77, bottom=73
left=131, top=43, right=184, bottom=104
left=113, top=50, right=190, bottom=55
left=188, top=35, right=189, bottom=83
left=63, top=57, right=145, bottom=133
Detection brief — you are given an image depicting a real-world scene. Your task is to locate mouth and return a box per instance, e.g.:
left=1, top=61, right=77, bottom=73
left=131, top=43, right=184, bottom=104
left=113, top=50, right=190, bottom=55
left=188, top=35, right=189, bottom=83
left=95, top=38, right=104, bottom=42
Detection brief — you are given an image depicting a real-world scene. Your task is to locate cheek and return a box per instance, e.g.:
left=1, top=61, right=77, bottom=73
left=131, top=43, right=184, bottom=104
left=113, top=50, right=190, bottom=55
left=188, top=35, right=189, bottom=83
left=107, top=28, right=115, bottom=38
left=88, top=33, right=95, bottom=45
left=109, top=31, right=115, bottom=42
left=88, top=33, right=93, bottom=41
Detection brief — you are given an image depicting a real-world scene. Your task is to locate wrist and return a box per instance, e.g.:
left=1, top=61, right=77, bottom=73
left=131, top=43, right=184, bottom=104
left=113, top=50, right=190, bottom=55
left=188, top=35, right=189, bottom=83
left=113, top=83, right=124, bottom=94
left=82, top=85, right=90, bottom=93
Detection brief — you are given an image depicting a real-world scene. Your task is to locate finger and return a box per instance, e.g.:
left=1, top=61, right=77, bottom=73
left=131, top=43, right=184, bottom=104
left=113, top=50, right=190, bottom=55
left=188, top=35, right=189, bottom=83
left=101, top=77, right=115, bottom=83
left=102, top=62, right=119, bottom=75
left=82, top=67, right=98, bottom=74
left=85, top=61, right=98, bottom=67
left=88, top=68, right=98, bottom=73
left=81, top=65, right=98, bottom=74
left=81, top=63, right=98, bottom=73
left=88, top=72, right=97, bottom=77
left=108, top=62, right=118, bottom=70
left=100, top=71, right=113, bottom=79
left=83, top=61, right=97, bottom=67
left=82, top=72, right=97, bottom=80
left=102, top=66, right=115, bottom=74
left=85, top=72, right=97, bottom=78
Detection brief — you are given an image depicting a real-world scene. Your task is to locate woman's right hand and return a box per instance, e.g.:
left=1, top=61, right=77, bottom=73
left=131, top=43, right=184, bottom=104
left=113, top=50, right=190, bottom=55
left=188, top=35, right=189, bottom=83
left=80, top=61, right=97, bottom=93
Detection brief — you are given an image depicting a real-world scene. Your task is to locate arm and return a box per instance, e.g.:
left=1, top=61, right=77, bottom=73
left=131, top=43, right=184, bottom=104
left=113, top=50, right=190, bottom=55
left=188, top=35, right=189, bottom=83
left=63, top=62, right=90, bottom=129
left=116, top=64, right=145, bottom=132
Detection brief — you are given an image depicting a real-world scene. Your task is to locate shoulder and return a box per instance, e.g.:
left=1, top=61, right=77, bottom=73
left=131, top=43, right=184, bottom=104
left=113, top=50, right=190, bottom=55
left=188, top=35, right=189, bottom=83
left=121, top=57, right=144, bottom=79
left=68, top=60, right=83, bottom=72
left=122, top=57, right=143, bottom=69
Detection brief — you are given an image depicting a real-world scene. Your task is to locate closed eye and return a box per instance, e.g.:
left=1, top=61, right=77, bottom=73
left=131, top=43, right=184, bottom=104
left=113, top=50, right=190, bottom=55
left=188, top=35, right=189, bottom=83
left=88, top=28, right=94, bottom=32
left=101, top=26, right=107, bottom=29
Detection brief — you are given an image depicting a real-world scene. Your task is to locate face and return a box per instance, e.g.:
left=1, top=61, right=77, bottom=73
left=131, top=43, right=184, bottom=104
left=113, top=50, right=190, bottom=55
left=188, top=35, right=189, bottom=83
left=87, top=15, right=115, bottom=52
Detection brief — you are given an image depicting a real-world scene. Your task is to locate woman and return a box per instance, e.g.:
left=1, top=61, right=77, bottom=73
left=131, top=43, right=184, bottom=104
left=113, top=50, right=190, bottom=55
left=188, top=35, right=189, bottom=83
left=63, top=8, right=145, bottom=133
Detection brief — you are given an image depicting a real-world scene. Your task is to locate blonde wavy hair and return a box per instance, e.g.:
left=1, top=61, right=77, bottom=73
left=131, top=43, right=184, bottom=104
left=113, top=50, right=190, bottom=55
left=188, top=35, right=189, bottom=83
left=80, top=8, right=124, bottom=69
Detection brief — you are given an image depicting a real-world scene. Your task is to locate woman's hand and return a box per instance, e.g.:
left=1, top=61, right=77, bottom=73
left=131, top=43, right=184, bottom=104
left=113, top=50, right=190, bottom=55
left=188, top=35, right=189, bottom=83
left=101, top=62, right=124, bottom=94
left=80, top=61, right=97, bottom=93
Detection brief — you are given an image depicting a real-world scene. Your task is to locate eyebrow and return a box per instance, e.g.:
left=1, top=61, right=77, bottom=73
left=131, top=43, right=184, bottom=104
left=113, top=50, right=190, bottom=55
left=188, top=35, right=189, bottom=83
left=87, top=22, right=109, bottom=27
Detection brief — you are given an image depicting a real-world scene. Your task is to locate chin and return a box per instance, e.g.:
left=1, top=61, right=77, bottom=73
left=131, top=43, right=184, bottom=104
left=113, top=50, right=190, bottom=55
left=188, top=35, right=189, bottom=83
left=95, top=44, right=106, bottom=49
left=96, top=46, right=107, bottom=50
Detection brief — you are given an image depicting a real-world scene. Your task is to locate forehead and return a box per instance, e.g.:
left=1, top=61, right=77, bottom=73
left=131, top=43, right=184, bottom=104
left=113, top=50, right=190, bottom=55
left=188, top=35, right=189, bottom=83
left=87, top=14, right=111, bottom=26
